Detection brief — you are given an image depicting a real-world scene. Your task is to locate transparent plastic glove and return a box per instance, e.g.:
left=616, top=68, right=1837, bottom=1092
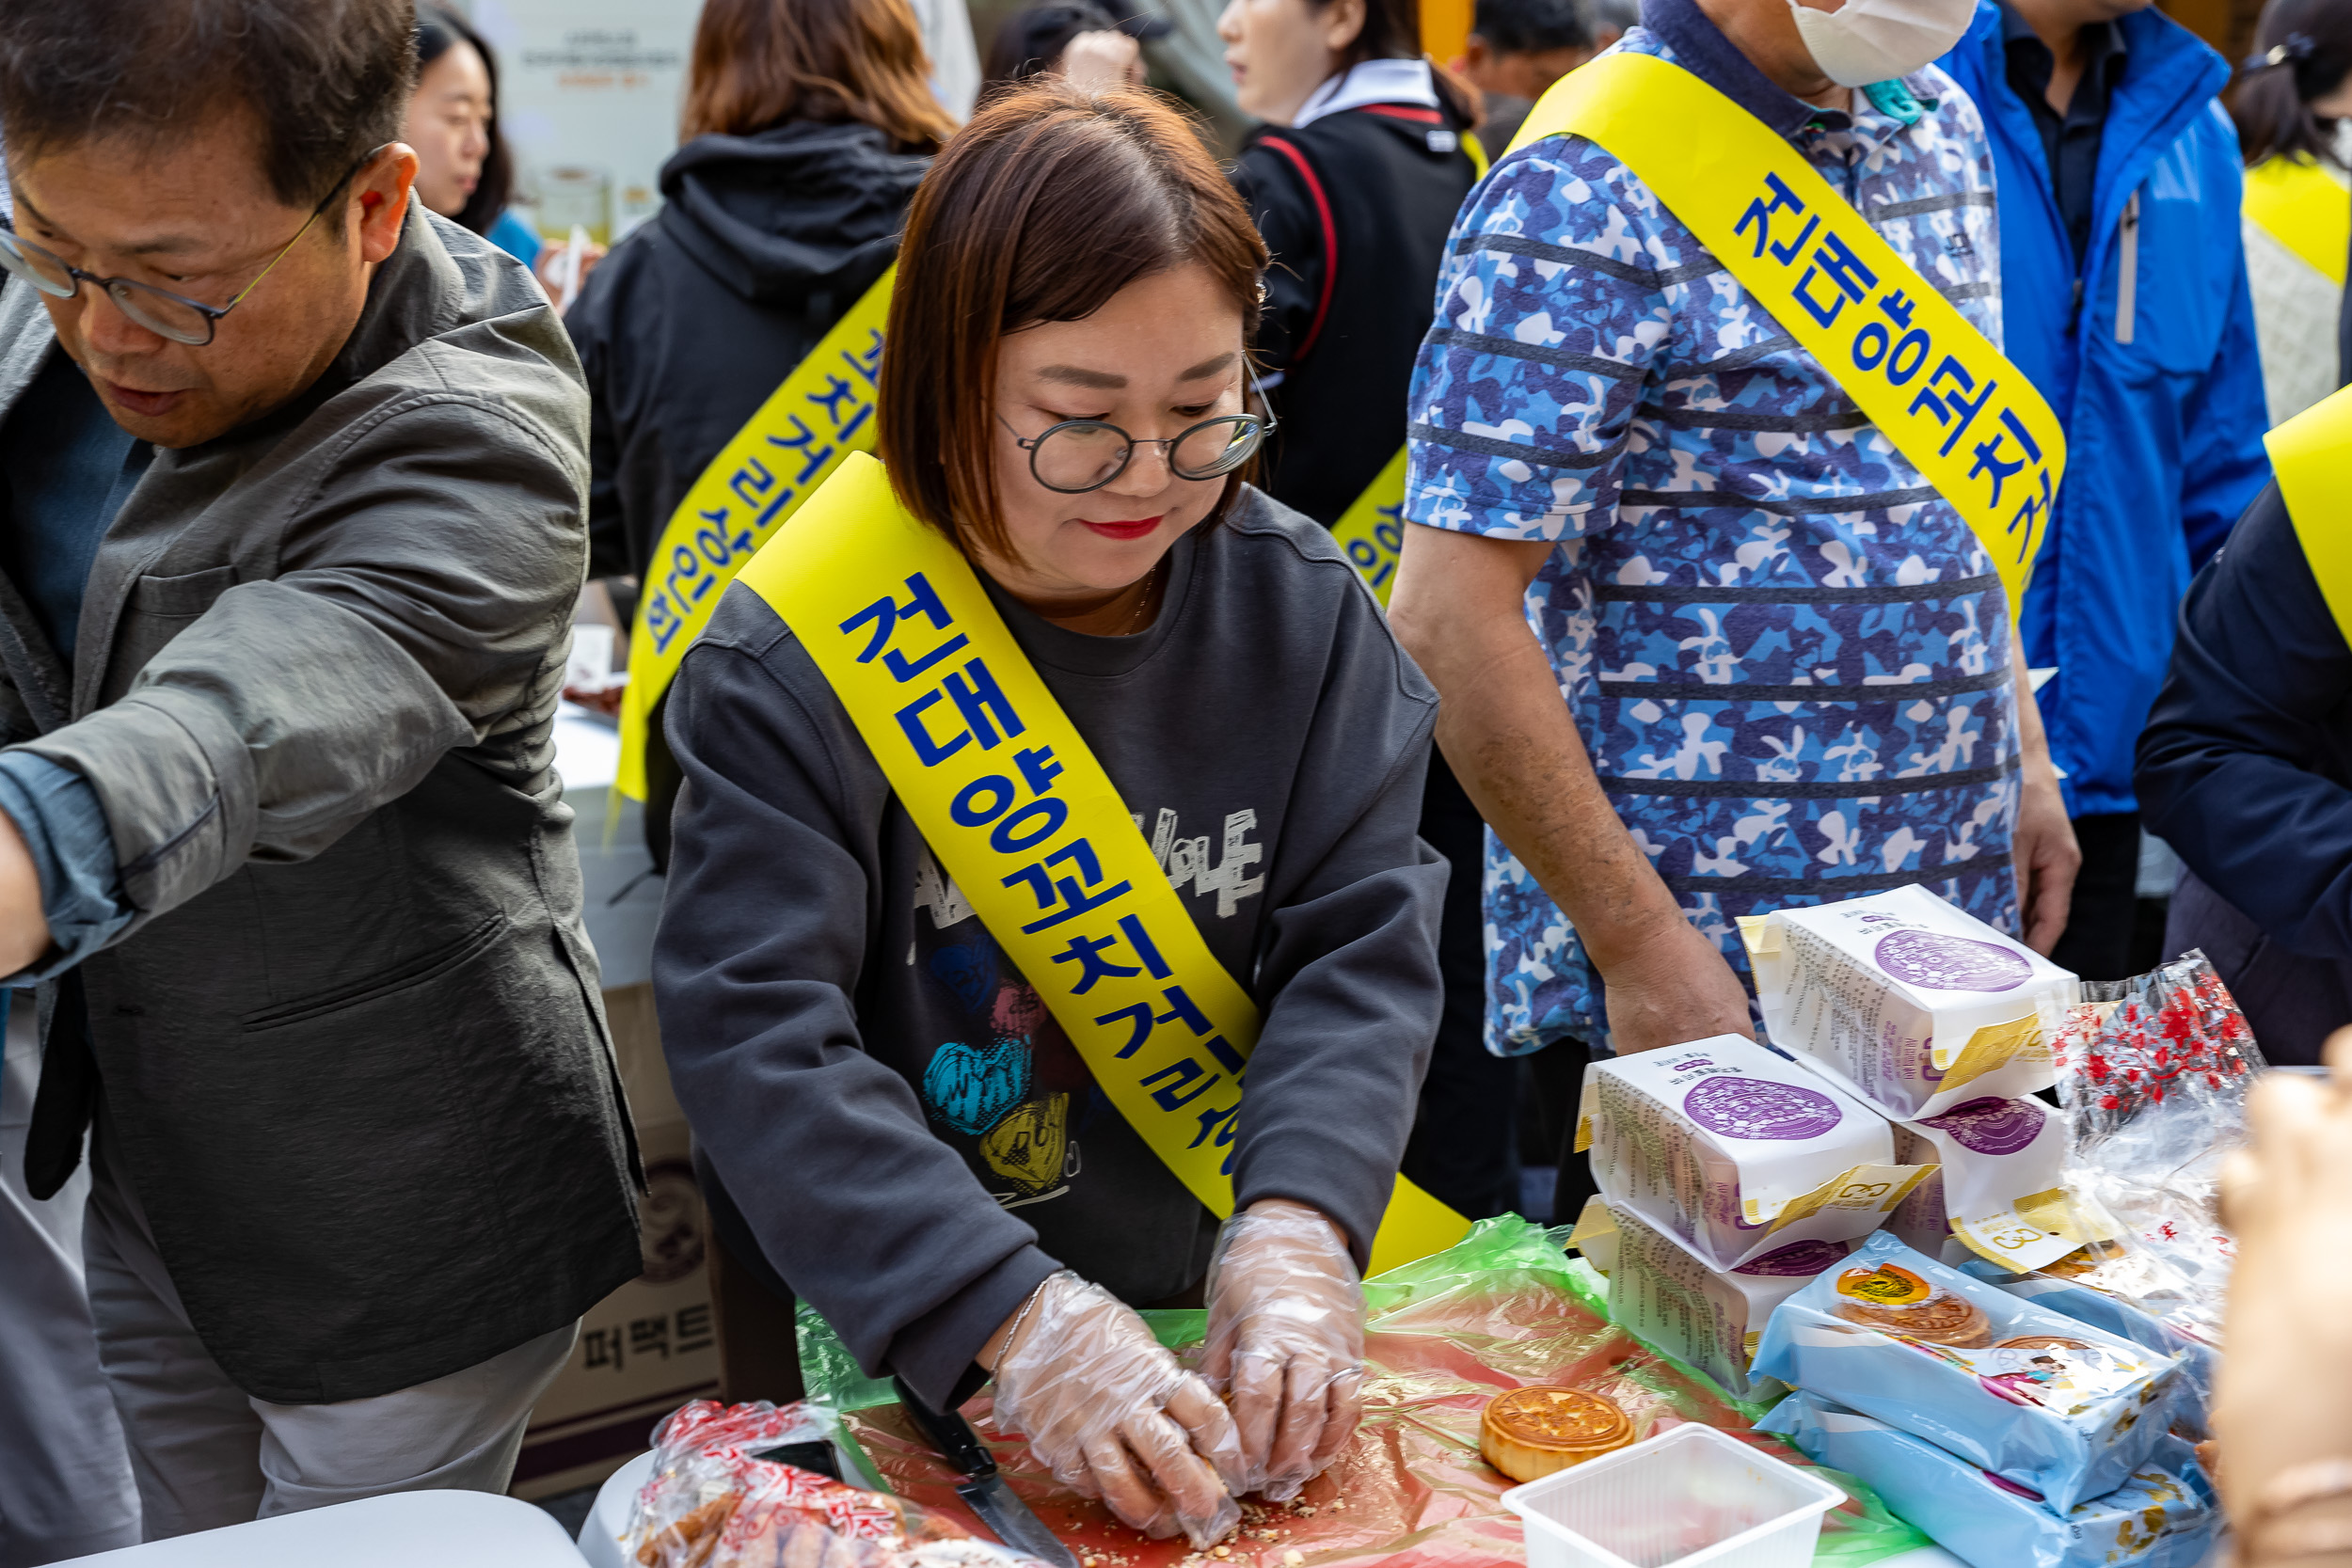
left=1198, top=1200, right=1366, bottom=1500
left=990, top=1271, right=1245, bottom=1546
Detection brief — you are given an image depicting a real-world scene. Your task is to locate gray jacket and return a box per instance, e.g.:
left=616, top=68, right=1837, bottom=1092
left=5, top=210, right=643, bottom=1403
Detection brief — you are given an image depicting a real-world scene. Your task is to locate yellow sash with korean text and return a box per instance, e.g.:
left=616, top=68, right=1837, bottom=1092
left=1484, top=51, right=2067, bottom=620
left=1327, top=133, right=1486, bottom=606
left=616, top=268, right=894, bottom=800
left=2268, top=382, right=2352, bottom=646
left=737, top=453, right=1470, bottom=1275
left=2245, top=154, right=2351, bottom=288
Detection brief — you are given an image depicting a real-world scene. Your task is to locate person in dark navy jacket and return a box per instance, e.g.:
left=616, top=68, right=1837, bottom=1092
left=1216, top=0, right=1507, bottom=1218
left=1938, top=0, right=2271, bottom=981
left=2137, top=406, right=2352, bottom=1065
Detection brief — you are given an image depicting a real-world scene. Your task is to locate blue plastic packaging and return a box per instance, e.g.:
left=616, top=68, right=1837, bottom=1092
left=1959, top=1256, right=2218, bottom=1440
left=1758, top=1391, right=2217, bottom=1568
left=1751, top=1232, right=2181, bottom=1511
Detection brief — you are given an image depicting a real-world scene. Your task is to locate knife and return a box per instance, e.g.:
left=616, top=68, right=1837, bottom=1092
left=893, top=1375, right=1083, bottom=1568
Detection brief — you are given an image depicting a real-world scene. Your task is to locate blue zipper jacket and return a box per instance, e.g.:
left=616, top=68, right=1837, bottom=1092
left=1941, top=3, right=2270, bottom=818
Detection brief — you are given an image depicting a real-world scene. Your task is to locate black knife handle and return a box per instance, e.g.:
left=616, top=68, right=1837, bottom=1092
left=894, top=1375, right=999, bottom=1481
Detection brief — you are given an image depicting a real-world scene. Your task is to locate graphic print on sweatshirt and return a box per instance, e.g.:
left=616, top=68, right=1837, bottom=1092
left=909, top=804, right=1265, bottom=1211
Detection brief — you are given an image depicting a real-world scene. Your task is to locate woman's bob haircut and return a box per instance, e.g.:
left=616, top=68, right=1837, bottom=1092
left=878, top=80, right=1268, bottom=561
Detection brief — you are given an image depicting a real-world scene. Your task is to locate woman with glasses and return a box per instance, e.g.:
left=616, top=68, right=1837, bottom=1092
left=651, top=80, right=1446, bottom=1546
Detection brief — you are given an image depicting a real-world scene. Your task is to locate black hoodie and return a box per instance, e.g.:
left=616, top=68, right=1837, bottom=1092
left=568, top=121, right=930, bottom=583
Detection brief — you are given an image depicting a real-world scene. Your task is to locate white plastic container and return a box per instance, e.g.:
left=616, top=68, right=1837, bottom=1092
left=1502, top=1421, right=1844, bottom=1568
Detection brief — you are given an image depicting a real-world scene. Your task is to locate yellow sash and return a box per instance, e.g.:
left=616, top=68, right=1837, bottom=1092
left=2246, top=154, right=2351, bottom=289
left=737, top=454, right=1470, bottom=1274
left=1438, top=52, right=2067, bottom=621
left=2268, top=382, right=2352, bottom=645
left=615, top=268, right=896, bottom=800
left=1327, top=132, right=1486, bottom=607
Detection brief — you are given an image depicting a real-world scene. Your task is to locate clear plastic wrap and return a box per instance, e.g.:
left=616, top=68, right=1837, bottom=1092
left=627, top=1399, right=1051, bottom=1568
left=2046, top=949, right=2268, bottom=1351
left=1200, top=1202, right=1365, bottom=1501
left=990, top=1270, right=1244, bottom=1546
left=827, top=1217, right=1934, bottom=1568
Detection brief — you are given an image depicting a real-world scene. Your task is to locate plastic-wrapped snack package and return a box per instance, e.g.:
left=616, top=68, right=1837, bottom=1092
left=1758, top=1391, right=2217, bottom=1568
left=1742, top=886, right=2078, bottom=1118
left=1598, top=1199, right=1852, bottom=1398
left=1751, top=1232, right=2182, bottom=1512
left=628, top=1400, right=1049, bottom=1568
left=1899, top=1097, right=2083, bottom=1273
left=2048, top=950, right=2265, bottom=1352
left=1961, top=1253, right=2220, bottom=1441
left=1580, top=1032, right=1931, bottom=1271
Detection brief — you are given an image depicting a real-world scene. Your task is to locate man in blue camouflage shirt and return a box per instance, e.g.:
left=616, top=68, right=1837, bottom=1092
left=1390, top=0, right=2080, bottom=1101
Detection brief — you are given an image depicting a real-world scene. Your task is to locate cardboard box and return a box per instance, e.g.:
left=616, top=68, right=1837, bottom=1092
left=511, top=982, right=721, bottom=1500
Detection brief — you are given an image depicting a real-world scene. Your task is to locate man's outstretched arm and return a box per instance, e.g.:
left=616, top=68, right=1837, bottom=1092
left=1389, top=523, right=1756, bottom=1054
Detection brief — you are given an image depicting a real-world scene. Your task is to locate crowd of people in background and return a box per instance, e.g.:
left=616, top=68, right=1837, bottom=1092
left=1, top=0, right=2351, bottom=1558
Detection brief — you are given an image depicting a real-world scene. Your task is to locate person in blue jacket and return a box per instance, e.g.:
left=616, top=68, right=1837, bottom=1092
left=1940, top=0, right=2272, bottom=979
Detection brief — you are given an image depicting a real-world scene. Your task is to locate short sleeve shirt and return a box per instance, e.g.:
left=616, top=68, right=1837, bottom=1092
left=1404, top=0, right=2022, bottom=1053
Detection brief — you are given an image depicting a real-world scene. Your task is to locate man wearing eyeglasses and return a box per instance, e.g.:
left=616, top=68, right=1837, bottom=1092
left=0, top=0, right=640, bottom=1537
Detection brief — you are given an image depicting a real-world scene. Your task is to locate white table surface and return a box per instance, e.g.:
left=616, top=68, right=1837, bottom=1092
left=68, top=1491, right=587, bottom=1565
left=552, top=704, right=663, bottom=990
left=579, top=1450, right=655, bottom=1568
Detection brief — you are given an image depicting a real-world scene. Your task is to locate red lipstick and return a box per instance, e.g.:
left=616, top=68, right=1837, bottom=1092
left=1080, top=515, right=1162, bottom=542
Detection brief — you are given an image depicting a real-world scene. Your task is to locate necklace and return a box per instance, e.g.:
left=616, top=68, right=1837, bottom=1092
left=1123, top=562, right=1161, bottom=635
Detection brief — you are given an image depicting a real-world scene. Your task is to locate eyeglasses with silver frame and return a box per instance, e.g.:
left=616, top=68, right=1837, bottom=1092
left=0, top=144, right=389, bottom=347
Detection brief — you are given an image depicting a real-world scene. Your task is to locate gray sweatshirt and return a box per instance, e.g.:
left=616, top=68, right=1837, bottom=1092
left=654, top=486, right=1446, bottom=1409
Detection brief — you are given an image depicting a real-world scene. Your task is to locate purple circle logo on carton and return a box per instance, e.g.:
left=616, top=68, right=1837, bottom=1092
left=1682, top=1076, right=1843, bottom=1141
left=1920, top=1096, right=2043, bottom=1155
left=1734, top=1239, right=1848, bottom=1277
left=1873, top=929, right=2033, bottom=993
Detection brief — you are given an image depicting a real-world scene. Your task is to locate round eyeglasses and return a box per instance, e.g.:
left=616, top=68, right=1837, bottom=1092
left=1000, top=396, right=1277, bottom=495
left=0, top=146, right=385, bottom=347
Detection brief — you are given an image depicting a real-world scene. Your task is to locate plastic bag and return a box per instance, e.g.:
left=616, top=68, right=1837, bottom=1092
left=1958, top=1256, right=2219, bottom=1441
left=1744, top=885, right=2074, bottom=1118
left=2047, top=949, right=2267, bottom=1351
left=1898, top=1096, right=2079, bottom=1272
left=627, top=1399, right=1050, bottom=1568
left=1751, top=1232, right=2182, bottom=1512
left=1759, top=1391, right=2217, bottom=1568
left=1594, top=1198, right=1852, bottom=1399
left=1581, top=1034, right=1929, bottom=1271
left=818, top=1216, right=1931, bottom=1567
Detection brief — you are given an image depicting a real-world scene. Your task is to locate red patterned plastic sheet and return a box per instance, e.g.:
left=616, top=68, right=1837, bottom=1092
left=836, top=1219, right=1925, bottom=1568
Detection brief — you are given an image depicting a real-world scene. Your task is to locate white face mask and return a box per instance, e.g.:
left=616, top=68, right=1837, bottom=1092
left=1786, top=0, right=1976, bottom=87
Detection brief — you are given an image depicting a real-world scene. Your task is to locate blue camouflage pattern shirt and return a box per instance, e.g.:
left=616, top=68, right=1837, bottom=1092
left=1403, top=0, right=2023, bottom=1055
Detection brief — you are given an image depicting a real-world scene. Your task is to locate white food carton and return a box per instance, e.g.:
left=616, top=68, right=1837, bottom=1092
left=1898, top=1095, right=2090, bottom=1273
left=1591, top=1199, right=1853, bottom=1398
left=1580, top=1033, right=1932, bottom=1271
left=1743, top=885, right=2078, bottom=1119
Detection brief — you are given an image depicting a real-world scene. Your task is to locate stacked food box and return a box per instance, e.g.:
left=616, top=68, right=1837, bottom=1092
left=1576, top=884, right=2219, bottom=1568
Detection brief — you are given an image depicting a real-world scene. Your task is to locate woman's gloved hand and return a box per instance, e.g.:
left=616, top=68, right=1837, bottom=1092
left=987, top=1271, right=1245, bottom=1546
left=1198, top=1199, right=1366, bottom=1500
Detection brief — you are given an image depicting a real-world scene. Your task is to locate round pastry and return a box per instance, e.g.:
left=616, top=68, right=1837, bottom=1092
left=1830, top=1263, right=1993, bottom=1346
left=1996, top=1335, right=2090, bottom=1352
left=1834, top=1293, right=1993, bottom=1346
left=1480, top=1387, right=1636, bottom=1481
